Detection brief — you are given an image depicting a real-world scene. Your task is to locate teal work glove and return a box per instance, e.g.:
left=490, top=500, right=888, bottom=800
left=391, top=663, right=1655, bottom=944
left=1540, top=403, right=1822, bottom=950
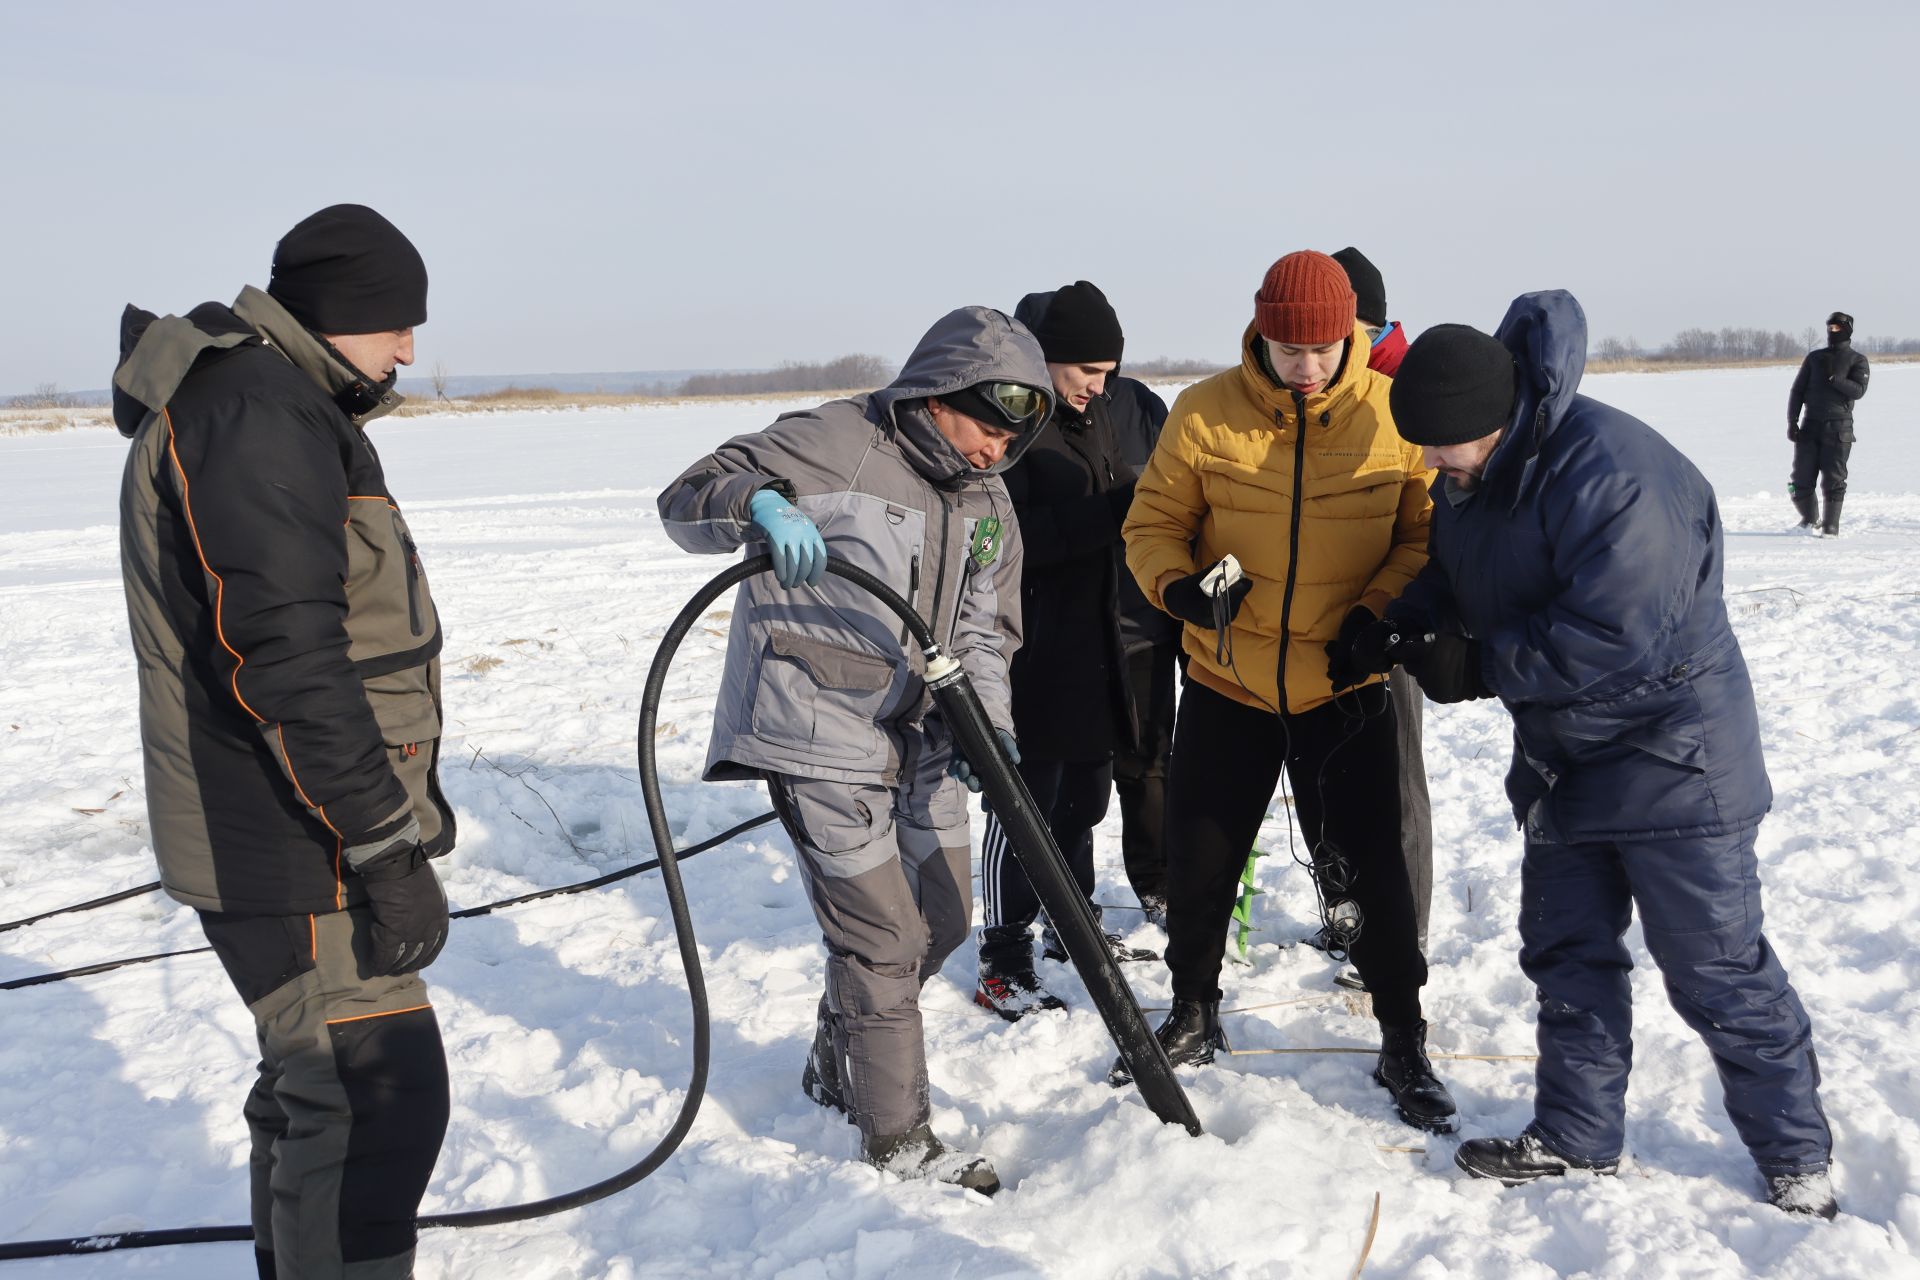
left=748, top=487, right=828, bottom=589
left=949, top=729, right=1020, bottom=793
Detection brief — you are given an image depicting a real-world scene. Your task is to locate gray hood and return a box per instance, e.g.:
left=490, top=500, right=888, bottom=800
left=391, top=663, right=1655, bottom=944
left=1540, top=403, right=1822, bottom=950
left=872, top=306, right=1055, bottom=485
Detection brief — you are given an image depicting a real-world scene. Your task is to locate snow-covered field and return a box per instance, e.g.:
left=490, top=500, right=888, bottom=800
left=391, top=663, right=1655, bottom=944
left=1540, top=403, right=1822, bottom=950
left=2, top=367, right=1917, bottom=1279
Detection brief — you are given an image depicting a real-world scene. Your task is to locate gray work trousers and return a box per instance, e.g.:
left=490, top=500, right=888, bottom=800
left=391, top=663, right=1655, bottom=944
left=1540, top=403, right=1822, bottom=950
left=1390, top=667, right=1434, bottom=950
left=767, top=731, right=972, bottom=1140
left=200, top=905, right=449, bottom=1280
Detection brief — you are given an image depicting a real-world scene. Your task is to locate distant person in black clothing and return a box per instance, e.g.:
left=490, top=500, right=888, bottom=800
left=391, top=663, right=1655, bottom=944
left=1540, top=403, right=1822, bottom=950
left=974, top=280, right=1163, bottom=1020
left=1788, top=311, right=1870, bottom=537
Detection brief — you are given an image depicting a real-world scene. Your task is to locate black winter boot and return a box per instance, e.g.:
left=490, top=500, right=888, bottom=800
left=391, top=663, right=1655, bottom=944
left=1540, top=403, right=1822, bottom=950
left=1820, top=495, right=1844, bottom=537
left=1040, top=921, right=1159, bottom=965
left=1455, top=1129, right=1619, bottom=1185
left=1765, top=1167, right=1838, bottom=1220
left=1108, top=997, right=1227, bottom=1085
left=864, top=1123, right=1000, bottom=1196
left=800, top=995, right=850, bottom=1118
left=1374, top=1020, right=1458, bottom=1133
left=1791, top=490, right=1818, bottom=529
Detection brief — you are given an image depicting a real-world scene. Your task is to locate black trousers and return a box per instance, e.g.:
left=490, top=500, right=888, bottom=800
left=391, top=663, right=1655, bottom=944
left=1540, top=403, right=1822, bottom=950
left=1791, top=422, right=1853, bottom=500
left=979, top=753, right=1110, bottom=962
left=1162, top=679, right=1426, bottom=1026
left=1112, top=644, right=1177, bottom=904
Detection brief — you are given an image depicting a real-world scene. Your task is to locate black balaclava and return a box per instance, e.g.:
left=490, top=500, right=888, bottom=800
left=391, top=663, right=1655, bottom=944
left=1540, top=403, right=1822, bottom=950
left=1827, top=311, right=1854, bottom=346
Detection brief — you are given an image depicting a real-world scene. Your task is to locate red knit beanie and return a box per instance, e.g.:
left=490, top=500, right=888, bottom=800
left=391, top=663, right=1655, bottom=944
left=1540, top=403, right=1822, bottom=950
left=1253, top=251, right=1356, bottom=344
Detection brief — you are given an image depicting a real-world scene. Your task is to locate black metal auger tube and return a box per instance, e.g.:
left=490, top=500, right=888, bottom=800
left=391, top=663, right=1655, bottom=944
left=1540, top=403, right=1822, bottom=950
left=924, top=658, right=1202, bottom=1135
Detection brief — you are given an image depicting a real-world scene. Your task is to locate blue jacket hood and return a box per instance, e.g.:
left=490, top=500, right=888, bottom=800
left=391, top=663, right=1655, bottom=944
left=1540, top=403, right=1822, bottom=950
left=1484, top=290, right=1588, bottom=506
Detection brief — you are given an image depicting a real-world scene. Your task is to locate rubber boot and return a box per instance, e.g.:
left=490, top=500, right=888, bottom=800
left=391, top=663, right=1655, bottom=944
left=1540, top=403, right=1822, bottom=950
left=1766, top=1167, right=1839, bottom=1220
left=864, top=1123, right=1000, bottom=1196
left=1820, top=494, right=1844, bottom=537
left=1791, top=490, right=1818, bottom=529
left=1455, top=1129, right=1620, bottom=1185
left=1374, top=1020, right=1458, bottom=1133
left=1108, top=997, right=1227, bottom=1085
left=800, top=995, right=850, bottom=1118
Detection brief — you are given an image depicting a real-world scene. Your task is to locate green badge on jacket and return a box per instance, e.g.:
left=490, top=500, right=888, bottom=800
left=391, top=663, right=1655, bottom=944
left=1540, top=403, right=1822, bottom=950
left=971, top=516, right=1003, bottom=569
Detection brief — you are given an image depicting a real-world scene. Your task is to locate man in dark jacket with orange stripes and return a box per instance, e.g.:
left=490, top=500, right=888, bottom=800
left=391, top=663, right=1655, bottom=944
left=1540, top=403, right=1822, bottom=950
left=116, top=205, right=453, bottom=1279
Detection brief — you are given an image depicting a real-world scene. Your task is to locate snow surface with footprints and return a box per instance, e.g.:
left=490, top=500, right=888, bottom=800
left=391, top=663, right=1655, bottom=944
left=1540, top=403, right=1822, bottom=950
left=1, top=365, right=1917, bottom=1278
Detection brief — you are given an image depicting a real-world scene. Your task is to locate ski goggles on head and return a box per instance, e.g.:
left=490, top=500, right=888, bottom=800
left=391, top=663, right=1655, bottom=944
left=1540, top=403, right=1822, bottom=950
left=947, top=380, right=1051, bottom=431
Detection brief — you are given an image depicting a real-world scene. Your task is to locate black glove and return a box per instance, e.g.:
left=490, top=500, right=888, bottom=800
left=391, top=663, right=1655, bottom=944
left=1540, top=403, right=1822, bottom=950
left=1323, top=606, right=1377, bottom=691
left=1402, top=633, right=1491, bottom=705
left=1788, top=423, right=1802, bottom=443
left=357, top=845, right=449, bottom=975
left=1346, top=614, right=1438, bottom=678
left=1162, top=560, right=1254, bottom=630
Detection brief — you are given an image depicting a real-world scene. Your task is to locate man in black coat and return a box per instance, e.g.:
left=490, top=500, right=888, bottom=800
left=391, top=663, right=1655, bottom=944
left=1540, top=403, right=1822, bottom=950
left=116, top=206, right=454, bottom=1279
left=973, top=281, right=1163, bottom=1019
left=1788, top=311, right=1870, bottom=536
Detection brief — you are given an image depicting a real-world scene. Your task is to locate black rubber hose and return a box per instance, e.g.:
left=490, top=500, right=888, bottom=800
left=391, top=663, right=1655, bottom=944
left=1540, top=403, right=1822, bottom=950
left=0, top=555, right=783, bottom=1260
left=0, top=881, right=162, bottom=934
left=0, top=813, right=778, bottom=993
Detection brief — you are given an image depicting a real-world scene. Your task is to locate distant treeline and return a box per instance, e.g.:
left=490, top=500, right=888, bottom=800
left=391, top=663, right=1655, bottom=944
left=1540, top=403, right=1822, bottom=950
left=676, top=355, right=894, bottom=396
left=5, top=383, right=103, bottom=409
left=1122, top=358, right=1230, bottom=378
left=1593, top=328, right=1920, bottom=363
left=669, top=353, right=1230, bottom=396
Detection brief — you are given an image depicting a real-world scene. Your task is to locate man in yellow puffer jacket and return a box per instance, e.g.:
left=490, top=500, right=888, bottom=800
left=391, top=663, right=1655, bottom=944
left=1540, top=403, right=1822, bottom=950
left=1119, top=250, right=1454, bottom=1133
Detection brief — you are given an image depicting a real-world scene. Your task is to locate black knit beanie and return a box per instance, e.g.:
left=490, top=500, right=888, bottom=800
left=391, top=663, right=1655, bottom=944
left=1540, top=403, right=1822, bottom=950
left=1332, top=247, right=1388, bottom=328
left=268, top=204, right=428, bottom=334
left=1389, top=324, right=1518, bottom=447
left=1827, top=311, right=1854, bottom=343
left=1014, top=280, right=1124, bottom=364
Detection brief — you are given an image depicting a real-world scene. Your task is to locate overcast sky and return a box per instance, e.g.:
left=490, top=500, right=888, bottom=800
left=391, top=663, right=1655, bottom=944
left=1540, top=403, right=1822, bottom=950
left=4, top=0, right=1915, bottom=394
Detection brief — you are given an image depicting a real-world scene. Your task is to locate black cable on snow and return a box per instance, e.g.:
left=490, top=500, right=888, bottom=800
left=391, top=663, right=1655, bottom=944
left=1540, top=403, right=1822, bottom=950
left=0, top=811, right=778, bottom=993
left=0, top=882, right=162, bottom=934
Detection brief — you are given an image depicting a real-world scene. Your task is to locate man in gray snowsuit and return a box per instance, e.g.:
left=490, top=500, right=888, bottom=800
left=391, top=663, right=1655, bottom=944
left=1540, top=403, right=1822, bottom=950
left=658, top=306, right=1054, bottom=1194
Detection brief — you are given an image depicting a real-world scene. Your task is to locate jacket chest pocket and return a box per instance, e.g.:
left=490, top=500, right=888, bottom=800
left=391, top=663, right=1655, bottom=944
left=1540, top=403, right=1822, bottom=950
left=751, top=628, right=896, bottom=760
left=389, top=509, right=431, bottom=637
left=344, top=499, right=434, bottom=654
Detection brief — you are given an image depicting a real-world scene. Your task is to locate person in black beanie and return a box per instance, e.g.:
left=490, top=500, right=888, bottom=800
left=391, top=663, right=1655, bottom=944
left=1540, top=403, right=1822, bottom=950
left=1331, top=247, right=1409, bottom=376
left=112, top=204, right=453, bottom=1278
left=1787, top=310, right=1870, bottom=535
left=972, top=280, right=1168, bottom=1019
left=1336, top=293, right=1835, bottom=1219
